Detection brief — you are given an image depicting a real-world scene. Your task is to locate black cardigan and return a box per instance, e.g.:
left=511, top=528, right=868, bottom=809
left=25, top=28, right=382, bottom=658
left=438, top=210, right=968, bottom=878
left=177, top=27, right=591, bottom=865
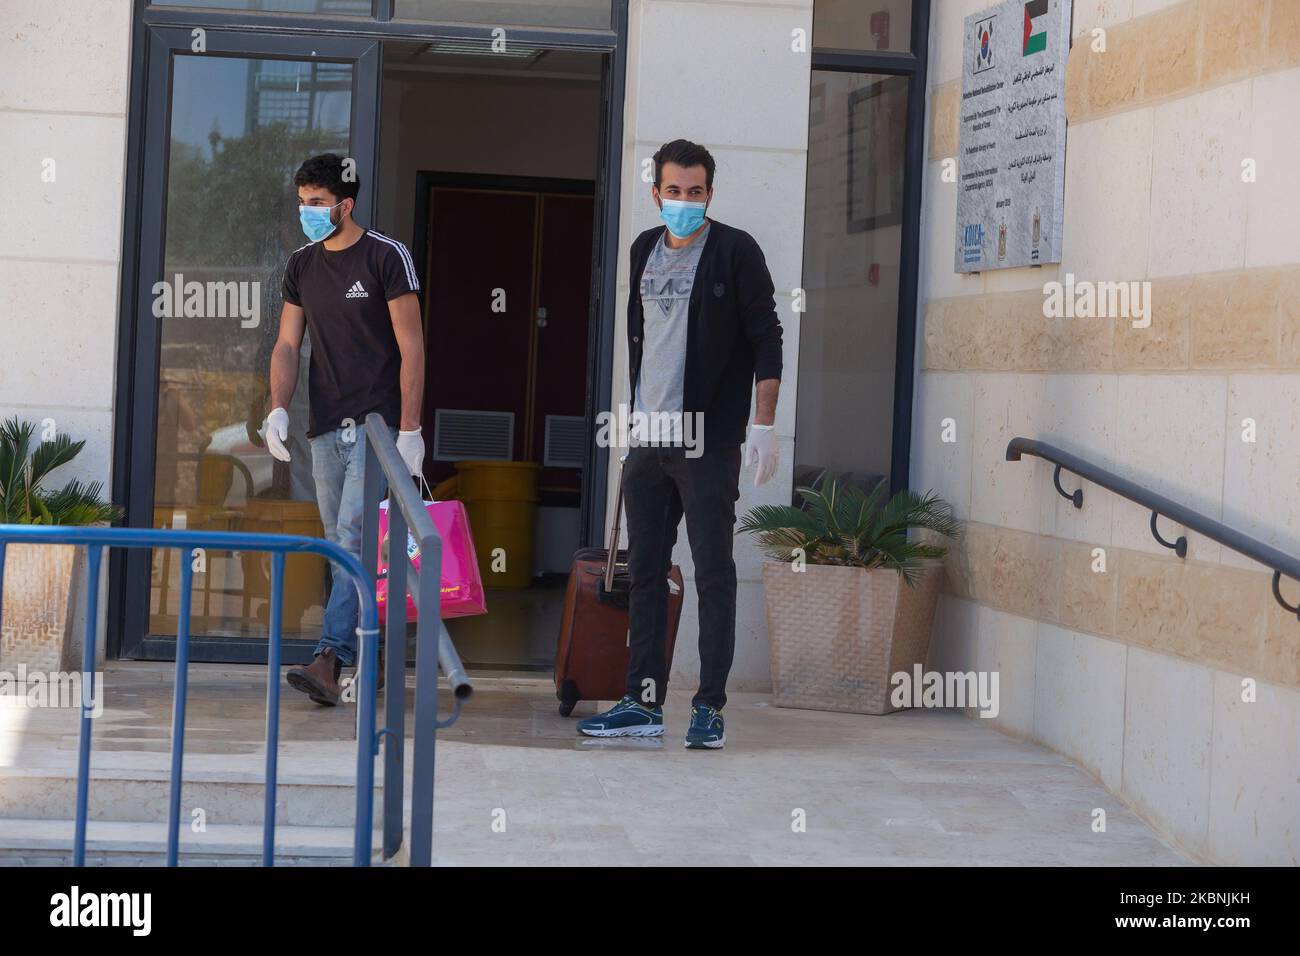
left=626, top=219, right=784, bottom=449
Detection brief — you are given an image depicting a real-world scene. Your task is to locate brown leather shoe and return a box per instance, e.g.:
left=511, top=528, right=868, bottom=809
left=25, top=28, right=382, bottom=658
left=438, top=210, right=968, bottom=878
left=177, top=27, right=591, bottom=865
left=286, top=649, right=343, bottom=706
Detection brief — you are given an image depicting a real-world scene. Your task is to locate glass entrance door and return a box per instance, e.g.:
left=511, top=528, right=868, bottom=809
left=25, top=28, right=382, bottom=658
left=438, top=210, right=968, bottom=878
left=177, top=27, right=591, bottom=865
left=122, top=27, right=380, bottom=662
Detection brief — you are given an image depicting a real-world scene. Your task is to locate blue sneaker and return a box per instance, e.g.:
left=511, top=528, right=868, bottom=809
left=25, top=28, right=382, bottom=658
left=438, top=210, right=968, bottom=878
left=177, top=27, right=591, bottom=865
left=577, top=696, right=664, bottom=737
left=684, top=705, right=725, bottom=749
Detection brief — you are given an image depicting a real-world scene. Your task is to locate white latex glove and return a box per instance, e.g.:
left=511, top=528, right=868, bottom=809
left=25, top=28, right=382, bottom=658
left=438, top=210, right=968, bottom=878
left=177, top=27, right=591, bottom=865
left=743, top=423, right=778, bottom=487
left=263, top=407, right=291, bottom=462
left=396, top=426, right=426, bottom=476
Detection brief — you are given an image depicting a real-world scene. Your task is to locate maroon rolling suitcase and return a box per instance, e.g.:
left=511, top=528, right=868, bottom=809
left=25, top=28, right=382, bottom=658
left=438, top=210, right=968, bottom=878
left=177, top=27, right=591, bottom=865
left=554, top=455, right=683, bottom=716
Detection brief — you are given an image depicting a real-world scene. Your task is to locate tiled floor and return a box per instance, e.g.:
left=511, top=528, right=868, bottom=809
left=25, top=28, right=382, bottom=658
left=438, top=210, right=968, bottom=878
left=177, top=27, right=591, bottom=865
left=0, top=664, right=1190, bottom=866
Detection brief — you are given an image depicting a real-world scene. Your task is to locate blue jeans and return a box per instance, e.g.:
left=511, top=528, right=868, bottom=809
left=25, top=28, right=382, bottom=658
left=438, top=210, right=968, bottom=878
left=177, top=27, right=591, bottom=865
left=309, top=422, right=396, bottom=666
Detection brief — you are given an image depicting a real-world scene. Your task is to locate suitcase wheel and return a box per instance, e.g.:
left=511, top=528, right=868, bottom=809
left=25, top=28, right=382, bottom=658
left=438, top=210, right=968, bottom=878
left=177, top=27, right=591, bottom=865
left=557, top=680, right=580, bottom=718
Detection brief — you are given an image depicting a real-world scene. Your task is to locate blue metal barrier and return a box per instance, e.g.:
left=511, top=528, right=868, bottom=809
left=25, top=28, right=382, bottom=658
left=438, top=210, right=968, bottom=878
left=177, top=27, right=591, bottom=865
left=361, top=413, right=473, bottom=867
left=0, top=418, right=472, bottom=867
left=0, top=523, right=382, bottom=867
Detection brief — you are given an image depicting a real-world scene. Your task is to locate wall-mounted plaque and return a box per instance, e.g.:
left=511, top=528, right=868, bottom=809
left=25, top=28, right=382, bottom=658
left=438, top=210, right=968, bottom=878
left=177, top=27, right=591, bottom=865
left=955, top=0, right=1071, bottom=272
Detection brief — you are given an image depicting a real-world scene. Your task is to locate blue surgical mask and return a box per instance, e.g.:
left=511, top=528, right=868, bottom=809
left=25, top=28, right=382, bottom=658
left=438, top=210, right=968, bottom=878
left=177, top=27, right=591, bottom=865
left=299, top=200, right=343, bottom=242
left=659, top=198, right=707, bottom=239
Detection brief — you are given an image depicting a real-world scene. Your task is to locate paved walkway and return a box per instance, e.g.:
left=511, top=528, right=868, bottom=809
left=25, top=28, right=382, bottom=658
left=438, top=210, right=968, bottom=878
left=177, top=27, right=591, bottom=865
left=430, top=680, right=1189, bottom=866
left=0, top=665, right=1189, bottom=866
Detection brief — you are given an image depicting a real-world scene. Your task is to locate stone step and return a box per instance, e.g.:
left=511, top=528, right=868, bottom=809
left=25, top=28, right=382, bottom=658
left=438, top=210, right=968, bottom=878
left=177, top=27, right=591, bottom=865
left=0, top=818, right=386, bottom=866
left=0, top=766, right=384, bottom=829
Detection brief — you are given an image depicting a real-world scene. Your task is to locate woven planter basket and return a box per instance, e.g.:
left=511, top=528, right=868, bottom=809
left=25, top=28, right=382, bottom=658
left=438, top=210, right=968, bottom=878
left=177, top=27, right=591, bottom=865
left=762, top=560, right=943, bottom=715
left=0, top=542, right=80, bottom=674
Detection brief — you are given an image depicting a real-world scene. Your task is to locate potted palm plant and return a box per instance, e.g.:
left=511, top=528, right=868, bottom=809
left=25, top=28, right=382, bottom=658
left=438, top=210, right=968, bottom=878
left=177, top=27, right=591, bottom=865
left=739, top=473, right=961, bottom=715
left=0, top=419, right=121, bottom=672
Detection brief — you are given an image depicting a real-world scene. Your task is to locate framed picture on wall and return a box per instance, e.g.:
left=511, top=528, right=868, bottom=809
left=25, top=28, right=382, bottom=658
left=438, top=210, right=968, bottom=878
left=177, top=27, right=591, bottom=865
left=846, top=76, right=907, bottom=233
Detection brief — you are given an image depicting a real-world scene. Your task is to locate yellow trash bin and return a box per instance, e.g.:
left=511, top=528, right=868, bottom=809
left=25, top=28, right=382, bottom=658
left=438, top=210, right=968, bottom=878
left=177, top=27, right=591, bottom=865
left=454, top=460, right=539, bottom=589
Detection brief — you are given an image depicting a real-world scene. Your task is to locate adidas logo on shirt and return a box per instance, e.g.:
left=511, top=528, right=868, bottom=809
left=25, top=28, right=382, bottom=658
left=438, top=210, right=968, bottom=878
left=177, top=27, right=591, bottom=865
left=344, top=281, right=369, bottom=299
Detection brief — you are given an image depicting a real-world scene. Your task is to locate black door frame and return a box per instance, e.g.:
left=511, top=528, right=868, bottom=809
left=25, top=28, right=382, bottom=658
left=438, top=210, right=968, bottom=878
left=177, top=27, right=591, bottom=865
left=809, top=0, right=931, bottom=498
left=110, top=0, right=629, bottom=661
left=117, top=24, right=381, bottom=662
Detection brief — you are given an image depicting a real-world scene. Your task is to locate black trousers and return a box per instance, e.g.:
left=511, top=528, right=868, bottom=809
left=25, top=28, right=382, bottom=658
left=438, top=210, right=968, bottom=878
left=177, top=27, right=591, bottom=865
left=622, top=443, right=742, bottom=710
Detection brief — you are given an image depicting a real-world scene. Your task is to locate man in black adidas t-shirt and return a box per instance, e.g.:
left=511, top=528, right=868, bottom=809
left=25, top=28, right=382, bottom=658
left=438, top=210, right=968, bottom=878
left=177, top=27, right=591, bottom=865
left=262, top=153, right=425, bottom=706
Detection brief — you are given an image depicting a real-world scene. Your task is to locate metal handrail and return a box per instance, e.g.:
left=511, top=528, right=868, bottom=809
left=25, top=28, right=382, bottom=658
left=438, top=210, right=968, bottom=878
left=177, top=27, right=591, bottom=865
left=1006, top=437, right=1300, bottom=617
left=0, top=523, right=382, bottom=866
left=360, top=413, right=472, bottom=867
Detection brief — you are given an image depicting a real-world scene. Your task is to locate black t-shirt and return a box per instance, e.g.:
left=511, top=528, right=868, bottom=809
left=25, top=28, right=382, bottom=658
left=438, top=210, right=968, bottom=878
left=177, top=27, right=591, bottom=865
left=281, top=229, right=420, bottom=438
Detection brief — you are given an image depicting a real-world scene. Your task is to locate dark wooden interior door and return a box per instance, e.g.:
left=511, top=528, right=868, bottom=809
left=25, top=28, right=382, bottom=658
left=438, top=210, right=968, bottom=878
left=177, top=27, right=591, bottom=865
left=420, top=180, right=593, bottom=496
left=422, top=187, right=536, bottom=483
left=533, top=193, right=594, bottom=495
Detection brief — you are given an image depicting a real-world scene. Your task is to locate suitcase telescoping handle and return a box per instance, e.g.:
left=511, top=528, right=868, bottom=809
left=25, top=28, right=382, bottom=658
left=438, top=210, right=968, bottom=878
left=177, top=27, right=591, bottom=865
left=603, top=453, right=628, bottom=593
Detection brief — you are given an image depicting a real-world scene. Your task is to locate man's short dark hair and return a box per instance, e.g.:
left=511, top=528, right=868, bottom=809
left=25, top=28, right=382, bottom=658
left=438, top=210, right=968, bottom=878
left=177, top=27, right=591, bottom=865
left=653, top=139, right=715, bottom=190
left=293, top=153, right=360, bottom=203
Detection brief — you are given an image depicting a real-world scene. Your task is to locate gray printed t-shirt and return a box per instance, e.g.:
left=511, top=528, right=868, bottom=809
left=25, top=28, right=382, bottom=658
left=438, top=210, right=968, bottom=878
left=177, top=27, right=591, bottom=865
left=631, top=223, right=710, bottom=445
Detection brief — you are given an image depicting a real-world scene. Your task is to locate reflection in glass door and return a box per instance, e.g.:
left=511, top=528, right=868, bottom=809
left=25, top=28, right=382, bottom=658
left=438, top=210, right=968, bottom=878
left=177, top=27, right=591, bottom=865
left=795, top=1, right=928, bottom=502
left=795, top=71, right=908, bottom=492
left=125, top=30, right=379, bottom=660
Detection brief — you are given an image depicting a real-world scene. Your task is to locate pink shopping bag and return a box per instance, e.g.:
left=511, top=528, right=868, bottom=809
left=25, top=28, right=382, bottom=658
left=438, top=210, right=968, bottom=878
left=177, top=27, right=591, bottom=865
left=376, top=494, right=487, bottom=622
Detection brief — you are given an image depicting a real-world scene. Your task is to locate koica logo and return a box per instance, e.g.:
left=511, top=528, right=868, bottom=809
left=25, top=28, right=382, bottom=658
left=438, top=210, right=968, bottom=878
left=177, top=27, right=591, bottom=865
left=345, top=281, right=369, bottom=299
left=961, top=222, right=985, bottom=264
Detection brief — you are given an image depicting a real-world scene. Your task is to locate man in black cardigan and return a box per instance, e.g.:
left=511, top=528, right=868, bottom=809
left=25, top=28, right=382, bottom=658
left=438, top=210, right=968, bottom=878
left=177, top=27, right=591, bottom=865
left=578, top=139, right=783, bottom=749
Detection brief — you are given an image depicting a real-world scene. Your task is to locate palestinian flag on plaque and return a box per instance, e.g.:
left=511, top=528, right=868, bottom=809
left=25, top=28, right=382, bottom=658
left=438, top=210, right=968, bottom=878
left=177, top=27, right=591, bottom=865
left=1023, top=0, right=1048, bottom=55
